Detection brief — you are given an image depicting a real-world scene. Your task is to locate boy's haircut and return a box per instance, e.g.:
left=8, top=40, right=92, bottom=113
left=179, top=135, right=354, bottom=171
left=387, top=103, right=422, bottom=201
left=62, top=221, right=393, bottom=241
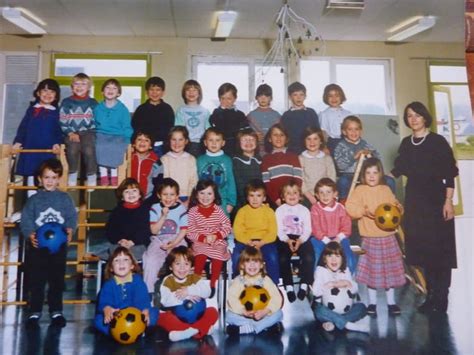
left=105, top=246, right=141, bottom=279
left=145, top=76, right=165, bottom=91
left=314, top=177, right=337, bottom=194
left=203, top=127, right=225, bottom=141
left=403, top=101, right=433, bottom=128
left=218, top=82, right=237, bottom=98
left=72, top=72, right=91, bottom=83
left=34, top=78, right=61, bottom=107
left=244, top=178, right=267, bottom=197
left=322, top=84, right=346, bottom=105
left=157, top=177, right=180, bottom=195
left=116, top=177, right=143, bottom=200
left=280, top=179, right=302, bottom=200
left=181, top=79, right=203, bottom=104
left=165, top=245, right=195, bottom=269
left=288, top=81, right=306, bottom=95
left=168, top=125, right=190, bottom=142
left=264, top=123, right=289, bottom=153
left=238, top=246, right=266, bottom=277
left=235, top=128, right=259, bottom=156
left=319, top=241, right=347, bottom=271
left=101, top=78, right=122, bottom=94
left=131, top=130, right=154, bottom=146
left=359, top=157, right=386, bottom=186
left=189, top=179, right=222, bottom=208
left=303, top=127, right=326, bottom=150
left=341, top=115, right=362, bottom=131
left=256, top=83, right=272, bottom=98
left=38, top=158, right=63, bottom=178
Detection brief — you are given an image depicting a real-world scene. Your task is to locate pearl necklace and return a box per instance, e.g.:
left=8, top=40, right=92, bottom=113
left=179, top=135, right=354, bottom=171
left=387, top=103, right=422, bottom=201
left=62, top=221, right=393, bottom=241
left=411, top=131, right=428, bottom=146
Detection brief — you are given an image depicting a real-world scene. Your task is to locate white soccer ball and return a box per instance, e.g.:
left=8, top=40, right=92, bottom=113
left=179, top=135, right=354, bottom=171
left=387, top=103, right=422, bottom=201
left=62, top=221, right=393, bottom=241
left=322, top=287, right=354, bottom=314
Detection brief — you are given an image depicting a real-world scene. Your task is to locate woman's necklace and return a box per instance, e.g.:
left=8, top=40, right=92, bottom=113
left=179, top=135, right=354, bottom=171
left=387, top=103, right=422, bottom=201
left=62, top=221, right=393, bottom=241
left=411, top=130, right=428, bottom=146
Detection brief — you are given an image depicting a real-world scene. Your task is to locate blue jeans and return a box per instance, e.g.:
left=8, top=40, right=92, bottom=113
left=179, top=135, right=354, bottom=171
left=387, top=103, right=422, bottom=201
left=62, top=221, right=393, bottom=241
left=314, top=302, right=366, bottom=330
left=311, top=238, right=356, bottom=274
left=337, top=174, right=396, bottom=199
left=232, top=241, right=280, bottom=284
left=94, top=307, right=159, bottom=336
left=226, top=310, right=283, bottom=334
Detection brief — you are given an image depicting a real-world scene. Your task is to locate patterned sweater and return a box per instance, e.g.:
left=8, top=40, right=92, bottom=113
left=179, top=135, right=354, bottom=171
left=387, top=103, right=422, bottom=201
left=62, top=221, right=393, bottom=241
left=160, top=274, right=211, bottom=308
left=175, top=104, right=210, bottom=143
left=59, top=95, right=98, bottom=134
left=333, top=138, right=380, bottom=174
left=275, top=203, right=312, bottom=243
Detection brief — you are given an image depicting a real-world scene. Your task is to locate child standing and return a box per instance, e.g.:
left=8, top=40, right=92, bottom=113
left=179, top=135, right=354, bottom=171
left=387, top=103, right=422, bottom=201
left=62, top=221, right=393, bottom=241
left=312, top=242, right=368, bottom=333
left=142, top=178, right=188, bottom=293
left=94, top=79, right=133, bottom=186
left=94, top=247, right=158, bottom=336
left=209, top=83, right=250, bottom=156
left=346, top=158, right=405, bottom=316
left=20, top=159, right=77, bottom=328
left=276, top=181, right=314, bottom=302
left=157, top=246, right=218, bottom=342
left=13, top=79, right=63, bottom=198
left=226, top=246, right=283, bottom=336
left=175, top=80, right=210, bottom=157
left=132, top=76, right=175, bottom=157
left=187, top=180, right=232, bottom=297
left=59, top=73, right=98, bottom=187
left=161, top=126, right=198, bottom=205
left=280, top=81, right=320, bottom=154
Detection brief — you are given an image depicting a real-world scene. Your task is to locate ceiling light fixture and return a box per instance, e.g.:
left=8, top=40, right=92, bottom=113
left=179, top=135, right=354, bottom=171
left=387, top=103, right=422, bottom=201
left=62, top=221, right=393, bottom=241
left=2, top=7, right=46, bottom=34
left=214, top=11, right=237, bottom=38
left=326, top=0, right=365, bottom=10
left=387, top=16, right=436, bottom=42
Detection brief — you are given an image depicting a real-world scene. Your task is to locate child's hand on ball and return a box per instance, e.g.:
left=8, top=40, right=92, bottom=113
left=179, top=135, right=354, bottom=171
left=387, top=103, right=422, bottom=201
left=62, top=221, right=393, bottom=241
left=104, top=306, right=119, bottom=324
left=394, top=202, right=404, bottom=215
left=253, top=309, right=270, bottom=320
left=175, top=287, right=189, bottom=300
left=142, top=309, right=150, bottom=325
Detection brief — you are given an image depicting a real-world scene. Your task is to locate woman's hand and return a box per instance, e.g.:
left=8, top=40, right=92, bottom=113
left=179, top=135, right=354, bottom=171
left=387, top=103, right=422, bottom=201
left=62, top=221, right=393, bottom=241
left=103, top=306, right=119, bottom=324
left=443, top=200, right=455, bottom=221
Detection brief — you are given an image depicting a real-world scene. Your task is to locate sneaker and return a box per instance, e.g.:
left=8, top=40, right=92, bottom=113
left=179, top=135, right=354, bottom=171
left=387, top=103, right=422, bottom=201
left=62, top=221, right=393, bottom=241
left=286, top=290, right=296, bottom=303
left=387, top=304, right=401, bottom=316
left=110, top=176, right=119, bottom=187
left=9, top=211, right=22, bottom=223
left=99, top=176, right=109, bottom=186
left=297, top=288, right=307, bottom=301
left=367, top=304, right=377, bottom=317
left=226, top=325, right=239, bottom=337
left=26, top=315, right=40, bottom=329
left=51, top=314, right=67, bottom=327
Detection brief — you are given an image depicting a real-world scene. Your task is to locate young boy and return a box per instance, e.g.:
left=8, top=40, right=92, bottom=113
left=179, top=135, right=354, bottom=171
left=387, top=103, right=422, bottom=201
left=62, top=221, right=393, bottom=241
left=132, top=76, right=175, bottom=157
left=130, top=131, right=163, bottom=198
left=196, top=127, right=237, bottom=216
left=280, top=81, right=320, bottom=154
left=232, top=180, right=279, bottom=283
left=209, top=82, right=250, bottom=156
left=310, top=177, right=355, bottom=273
left=59, top=72, right=98, bottom=187
left=20, top=158, right=77, bottom=328
left=247, top=84, right=281, bottom=155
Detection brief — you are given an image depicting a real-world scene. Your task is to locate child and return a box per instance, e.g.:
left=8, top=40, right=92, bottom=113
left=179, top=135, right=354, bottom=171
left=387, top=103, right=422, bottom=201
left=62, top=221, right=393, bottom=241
left=197, top=127, right=237, bottom=216
left=280, top=81, right=320, bottom=154
left=333, top=115, right=395, bottom=200
left=232, top=129, right=263, bottom=208
left=311, top=178, right=355, bottom=273
left=94, top=78, right=133, bottom=186
left=209, top=82, right=250, bottom=156
left=276, top=180, right=314, bottom=302
left=261, top=124, right=302, bottom=207
left=247, top=84, right=281, bottom=155
left=318, top=84, right=352, bottom=152
left=20, top=158, right=77, bottom=328
left=175, top=80, right=210, bottom=157
left=157, top=246, right=218, bottom=342
left=130, top=131, right=163, bottom=198
left=142, top=178, right=188, bottom=293
left=94, top=247, right=158, bottom=336
left=233, top=180, right=279, bottom=284
left=132, top=76, right=175, bottom=157
left=299, top=127, right=336, bottom=205
left=161, top=126, right=198, bottom=205
left=59, top=72, right=98, bottom=187
left=226, top=246, right=283, bottom=336
left=187, top=180, right=232, bottom=297
left=312, top=242, right=368, bottom=333
left=13, top=79, right=63, bottom=198
left=346, top=158, right=405, bottom=316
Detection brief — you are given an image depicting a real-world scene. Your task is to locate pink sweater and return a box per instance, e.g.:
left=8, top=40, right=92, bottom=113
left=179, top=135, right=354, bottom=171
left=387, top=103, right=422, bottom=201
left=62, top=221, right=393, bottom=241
left=310, top=201, right=352, bottom=241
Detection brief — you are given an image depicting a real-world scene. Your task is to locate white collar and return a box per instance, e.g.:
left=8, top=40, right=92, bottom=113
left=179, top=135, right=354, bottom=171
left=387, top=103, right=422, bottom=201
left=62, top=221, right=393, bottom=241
left=233, top=155, right=262, bottom=165
left=206, top=150, right=224, bottom=157
left=290, top=106, right=306, bottom=111
left=302, top=150, right=325, bottom=159
left=34, top=103, right=56, bottom=110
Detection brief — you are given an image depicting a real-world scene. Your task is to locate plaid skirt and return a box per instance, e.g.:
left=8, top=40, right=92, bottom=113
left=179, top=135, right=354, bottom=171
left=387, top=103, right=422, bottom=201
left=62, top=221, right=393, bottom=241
left=355, top=235, right=406, bottom=289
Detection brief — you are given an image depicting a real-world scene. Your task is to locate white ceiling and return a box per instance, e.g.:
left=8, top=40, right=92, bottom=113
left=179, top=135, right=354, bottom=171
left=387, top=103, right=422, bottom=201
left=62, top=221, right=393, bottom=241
left=0, top=0, right=465, bottom=42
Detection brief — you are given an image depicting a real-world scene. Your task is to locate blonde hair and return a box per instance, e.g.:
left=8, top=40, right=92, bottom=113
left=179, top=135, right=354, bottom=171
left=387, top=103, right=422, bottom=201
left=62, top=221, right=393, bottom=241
left=238, top=246, right=266, bottom=277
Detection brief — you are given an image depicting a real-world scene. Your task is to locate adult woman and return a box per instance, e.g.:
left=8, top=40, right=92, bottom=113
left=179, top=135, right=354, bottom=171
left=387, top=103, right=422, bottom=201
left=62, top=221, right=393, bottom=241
left=391, top=102, right=458, bottom=313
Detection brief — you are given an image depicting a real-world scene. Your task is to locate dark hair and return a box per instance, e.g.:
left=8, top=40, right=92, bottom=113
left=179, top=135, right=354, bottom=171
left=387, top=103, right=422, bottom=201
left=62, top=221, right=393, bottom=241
left=323, top=84, right=346, bottom=105
left=189, top=180, right=222, bottom=208
left=288, top=81, right=306, bottom=95
left=244, top=179, right=267, bottom=197
left=181, top=79, right=203, bottom=104
left=238, top=246, right=266, bottom=277
left=314, top=177, right=337, bottom=194
left=256, top=84, right=272, bottom=98
left=101, top=78, right=122, bottom=94
left=145, top=76, right=165, bottom=91
left=341, top=115, right=362, bottom=131
left=157, top=177, right=180, bottom=195
left=132, top=130, right=154, bottom=146
left=403, top=101, right=433, bottom=128
left=264, top=123, right=289, bottom=153
left=218, top=82, right=237, bottom=98
left=116, top=177, right=143, bottom=201
left=303, top=127, right=326, bottom=150
left=319, top=241, right=347, bottom=271
left=280, top=179, right=302, bottom=201
left=359, top=157, right=386, bottom=186
left=38, top=158, right=63, bottom=178
left=105, top=246, right=141, bottom=280
left=165, top=246, right=195, bottom=271
left=34, top=78, right=61, bottom=107
left=235, top=128, right=259, bottom=156
left=203, top=127, right=225, bottom=140
left=167, top=126, right=189, bottom=152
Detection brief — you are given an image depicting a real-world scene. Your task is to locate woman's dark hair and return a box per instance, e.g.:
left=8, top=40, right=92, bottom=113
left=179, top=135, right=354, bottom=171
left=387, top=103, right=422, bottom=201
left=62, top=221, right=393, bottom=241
left=189, top=179, right=222, bottom=209
left=318, top=241, right=347, bottom=271
left=403, top=101, right=433, bottom=128
left=33, top=78, right=61, bottom=107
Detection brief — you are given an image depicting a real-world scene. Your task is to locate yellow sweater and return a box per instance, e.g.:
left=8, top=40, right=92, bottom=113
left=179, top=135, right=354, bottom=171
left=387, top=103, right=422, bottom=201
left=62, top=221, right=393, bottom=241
left=233, top=204, right=277, bottom=244
left=345, top=184, right=399, bottom=237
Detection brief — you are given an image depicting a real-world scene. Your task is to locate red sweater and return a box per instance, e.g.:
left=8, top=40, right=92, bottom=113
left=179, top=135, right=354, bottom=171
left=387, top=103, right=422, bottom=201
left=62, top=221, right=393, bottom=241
left=310, top=201, right=352, bottom=241
left=131, top=151, right=158, bottom=196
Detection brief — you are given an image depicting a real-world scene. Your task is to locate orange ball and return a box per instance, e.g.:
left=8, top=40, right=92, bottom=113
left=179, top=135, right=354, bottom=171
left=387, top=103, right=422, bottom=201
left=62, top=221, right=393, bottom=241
left=110, top=307, right=146, bottom=345
left=374, top=203, right=401, bottom=231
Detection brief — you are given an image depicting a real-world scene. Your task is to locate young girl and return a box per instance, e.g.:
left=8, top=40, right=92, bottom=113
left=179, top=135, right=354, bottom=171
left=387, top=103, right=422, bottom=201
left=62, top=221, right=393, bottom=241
left=161, top=126, right=198, bottom=205
left=13, top=79, right=63, bottom=197
left=232, top=129, right=263, bottom=208
left=94, top=247, right=158, bottom=336
left=187, top=180, right=232, bottom=297
left=299, top=127, right=336, bottom=205
left=94, top=78, right=133, bottom=186
left=226, top=246, right=283, bottom=336
left=312, top=242, right=368, bottom=333
left=157, top=246, right=218, bottom=342
left=276, top=181, right=314, bottom=302
left=261, top=124, right=302, bottom=207
left=346, top=158, right=405, bottom=316
left=175, top=80, right=210, bottom=157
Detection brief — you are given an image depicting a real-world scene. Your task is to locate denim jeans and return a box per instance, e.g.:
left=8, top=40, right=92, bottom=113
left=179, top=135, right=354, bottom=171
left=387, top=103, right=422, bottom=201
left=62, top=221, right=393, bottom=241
left=313, top=302, right=366, bottom=330
left=226, top=309, right=283, bottom=334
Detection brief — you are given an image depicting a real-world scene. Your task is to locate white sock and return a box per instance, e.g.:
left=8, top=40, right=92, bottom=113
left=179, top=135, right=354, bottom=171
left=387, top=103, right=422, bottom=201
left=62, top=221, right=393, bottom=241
left=368, top=288, right=377, bottom=305
left=169, top=328, right=199, bottom=342
left=300, top=283, right=308, bottom=291
left=386, top=288, right=395, bottom=305
left=86, top=174, right=97, bottom=186
left=110, top=168, right=118, bottom=177
left=239, top=324, right=254, bottom=334
left=286, top=285, right=294, bottom=292
left=346, top=317, right=370, bottom=333
left=99, top=166, right=108, bottom=178
left=26, top=176, right=35, bottom=186
left=68, top=172, right=78, bottom=186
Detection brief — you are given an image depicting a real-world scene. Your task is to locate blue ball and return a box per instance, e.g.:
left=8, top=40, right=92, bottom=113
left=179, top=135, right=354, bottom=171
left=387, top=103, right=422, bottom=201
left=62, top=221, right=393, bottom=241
left=173, top=299, right=206, bottom=324
left=36, top=222, right=67, bottom=254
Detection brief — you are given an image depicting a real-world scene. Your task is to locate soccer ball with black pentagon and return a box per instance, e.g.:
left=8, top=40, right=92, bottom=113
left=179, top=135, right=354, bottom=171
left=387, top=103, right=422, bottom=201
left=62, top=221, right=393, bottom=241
left=374, top=203, right=401, bottom=231
left=322, top=287, right=354, bottom=314
left=110, top=307, right=146, bottom=344
left=239, top=285, right=270, bottom=311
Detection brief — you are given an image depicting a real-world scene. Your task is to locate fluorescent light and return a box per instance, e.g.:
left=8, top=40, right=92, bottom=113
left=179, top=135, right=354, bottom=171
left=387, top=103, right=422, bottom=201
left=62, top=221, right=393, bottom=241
left=387, top=16, right=436, bottom=42
left=326, top=0, right=364, bottom=10
left=2, top=7, right=46, bottom=34
left=214, top=11, right=237, bottom=38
